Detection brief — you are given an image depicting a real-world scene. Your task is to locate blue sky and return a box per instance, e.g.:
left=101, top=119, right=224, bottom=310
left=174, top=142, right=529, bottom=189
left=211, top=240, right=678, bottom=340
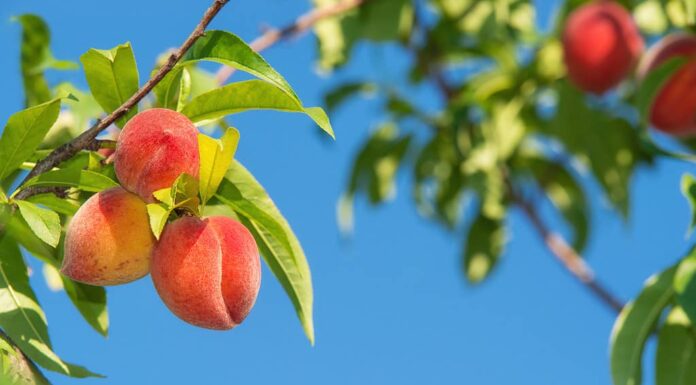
left=0, top=1, right=691, bottom=384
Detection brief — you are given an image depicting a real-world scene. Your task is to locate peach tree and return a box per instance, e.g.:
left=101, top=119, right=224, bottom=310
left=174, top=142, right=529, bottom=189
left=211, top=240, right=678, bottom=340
left=0, top=0, right=331, bottom=383
left=2, top=0, right=696, bottom=384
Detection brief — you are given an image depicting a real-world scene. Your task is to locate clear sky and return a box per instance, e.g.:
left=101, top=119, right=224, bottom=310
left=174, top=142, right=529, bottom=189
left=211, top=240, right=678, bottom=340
left=0, top=1, right=690, bottom=384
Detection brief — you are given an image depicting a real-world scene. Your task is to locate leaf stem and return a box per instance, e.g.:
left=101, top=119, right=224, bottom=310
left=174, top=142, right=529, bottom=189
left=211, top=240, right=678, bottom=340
left=14, top=0, right=231, bottom=201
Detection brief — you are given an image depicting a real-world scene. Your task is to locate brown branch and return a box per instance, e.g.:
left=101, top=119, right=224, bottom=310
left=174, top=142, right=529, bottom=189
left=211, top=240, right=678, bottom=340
left=85, top=139, right=117, bottom=152
left=14, top=0, right=231, bottom=201
left=215, top=0, right=368, bottom=84
left=512, top=191, right=625, bottom=313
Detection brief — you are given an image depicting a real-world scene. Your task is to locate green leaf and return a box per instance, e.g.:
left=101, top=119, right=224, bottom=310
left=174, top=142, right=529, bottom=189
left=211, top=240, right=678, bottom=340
left=146, top=203, right=170, bottom=240
left=215, top=161, right=314, bottom=344
left=182, top=31, right=299, bottom=103
left=682, top=174, right=696, bottom=235
left=324, top=81, right=376, bottom=113
left=25, top=194, right=79, bottom=217
left=15, top=15, right=77, bottom=107
left=313, top=0, right=413, bottom=70
left=80, top=42, right=139, bottom=127
left=610, top=266, right=677, bottom=385
left=519, top=152, right=589, bottom=251
left=3, top=216, right=54, bottom=263
left=548, top=82, right=641, bottom=216
left=655, top=307, right=696, bottom=385
left=153, top=66, right=191, bottom=111
left=61, top=277, right=108, bottom=337
left=147, top=173, right=200, bottom=239
left=462, top=211, right=506, bottom=284
left=0, top=99, right=61, bottom=181
left=198, top=128, right=240, bottom=204
left=0, top=330, right=50, bottom=385
left=182, top=80, right=335, bottom=139
left=21, top=168, right=118, bottom=193
left=14, top=201, right=60, bottom=248
left=674, top=246, right=696, bottom=324
left=0, top=236, right=101, bottom=377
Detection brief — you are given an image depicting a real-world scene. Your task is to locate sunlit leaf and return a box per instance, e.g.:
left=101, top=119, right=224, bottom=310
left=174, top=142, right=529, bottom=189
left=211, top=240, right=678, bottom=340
left=655, top=307, right=696, bottom=385
left=14, top=201, right=60, bottom=248
left=0, top=99, right=61, bottom=181
left=611, top=266, right=676, bottom=385
left=182, top=80, right=334, bottom=138
left=215, top=161, right=314, bottom=344
left=198, top=128, right=239, bottom=204
left=182, top=31, right=299, bottom=103
left=462, top=211, right=506, bottom=284
left=80, top=42, right=139, bottom=127
left=0, top=330, right=50, bottom=385
left=674, top=246, right=696, bottom=324
left=21, top=168, right=118, bottom=193
left=0, top=236, right=101, bottom=377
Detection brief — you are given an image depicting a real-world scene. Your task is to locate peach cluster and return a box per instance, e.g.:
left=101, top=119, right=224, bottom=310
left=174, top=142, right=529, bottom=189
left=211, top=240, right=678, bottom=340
left=61, top=108, right=261, bottom=330
left=562, top=1, right=696, bottom=136
left=562, top=1, right=643, bottom=94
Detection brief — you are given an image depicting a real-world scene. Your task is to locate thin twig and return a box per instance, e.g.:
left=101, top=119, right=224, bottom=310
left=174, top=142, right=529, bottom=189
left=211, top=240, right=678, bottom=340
left=14, top=0, right=231, bottom=201
left=512, top=190, right=625, bottom=313
left=215, top=0, right=368, bottom=84
left=85, top=139, right=117, bottom=152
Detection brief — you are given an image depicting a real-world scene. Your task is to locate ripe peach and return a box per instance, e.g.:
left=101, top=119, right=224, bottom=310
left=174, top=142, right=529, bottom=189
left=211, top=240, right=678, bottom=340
left=562, top=1, right=643, bottom=94
left=62, top=187, right=154, bottom=286
left=113, top=109, right=199, bottom=202
left=637, top=34, right=696, bottom=135
left=150, top=216, right=261, bottom=330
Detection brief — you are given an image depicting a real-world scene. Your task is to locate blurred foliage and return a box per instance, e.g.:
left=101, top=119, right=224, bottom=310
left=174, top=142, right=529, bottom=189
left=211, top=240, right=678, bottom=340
left=314, top=1, right=696, bottom=384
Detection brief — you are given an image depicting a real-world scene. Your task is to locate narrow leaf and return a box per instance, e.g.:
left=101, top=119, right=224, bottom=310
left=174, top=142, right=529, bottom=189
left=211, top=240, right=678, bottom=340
left=182, top=80, right=334, bottom=138
left=0, top=236, right=101, bottom=377
left=611, top=266, right=676, bottom=385
left=15, top=15, right=76, bottom=107
left=181, top=31, right=299, bottom=103
left=682, top=174, right=696, bottom=235
left=0, top=330, right=50, bottom=385
left=22, top=168, right=118, bottom=193
left=198, top=128, right=239, bottom=204
left=674, top=246, right=696, bottom=324
left=25, top=194, right=79, bottom=217
left=215, top=161, right=314, bottom=343
left=655, top=307, right=696, bottom=385
left=462, top=211, right=506, bottom=284
left=146, top=203, right=170, bottom=240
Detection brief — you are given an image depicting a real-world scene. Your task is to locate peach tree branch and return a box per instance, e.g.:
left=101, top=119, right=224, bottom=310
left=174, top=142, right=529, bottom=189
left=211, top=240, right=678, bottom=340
left=215, top=0, right=369, bottom=84
left=510, top=189, right=625, bottom=313
left=15, top=0, right=231, bottom=201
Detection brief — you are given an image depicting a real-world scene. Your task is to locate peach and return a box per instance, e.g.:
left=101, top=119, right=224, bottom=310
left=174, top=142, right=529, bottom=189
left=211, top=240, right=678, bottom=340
left=62, top=187, right=154, bottom=286
left=150, top=216, right=261, bottom=330
left=562, top=1, right=643, bottom=94
left=637, top=34, right=696, bottom=135
left=113, top=108, right=199, bottom=202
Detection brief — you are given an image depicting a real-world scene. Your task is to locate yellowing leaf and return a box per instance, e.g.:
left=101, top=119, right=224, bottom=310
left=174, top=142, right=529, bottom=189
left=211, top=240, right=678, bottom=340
left=198, top=128, right=239, bottom=204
